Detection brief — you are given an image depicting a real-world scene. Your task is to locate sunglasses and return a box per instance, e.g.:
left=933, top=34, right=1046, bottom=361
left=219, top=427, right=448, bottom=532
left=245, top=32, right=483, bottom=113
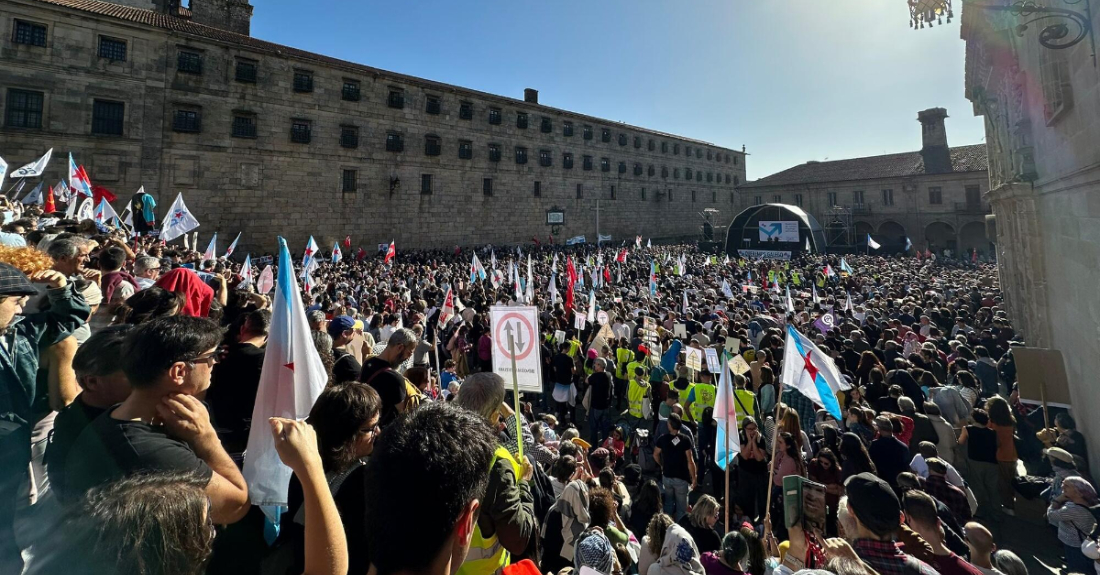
left=189, top=352, right=220, bottom=367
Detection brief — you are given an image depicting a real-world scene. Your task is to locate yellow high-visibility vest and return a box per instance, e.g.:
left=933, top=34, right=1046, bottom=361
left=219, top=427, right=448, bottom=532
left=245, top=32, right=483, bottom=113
left=628, top=378, right=649, bottom=418
left=688, top=383, right=716, bottom=422
left=457, top=446, right=523, bottom=575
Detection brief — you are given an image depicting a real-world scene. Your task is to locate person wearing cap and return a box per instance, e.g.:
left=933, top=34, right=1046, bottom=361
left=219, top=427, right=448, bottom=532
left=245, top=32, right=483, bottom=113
left=0, top=261, right=87, bottom=567
left=843, top=472, right=939, bottom=575
left=1044, top=446, right=1081, bottom=501
left=328, top=315, right=362, bottom=383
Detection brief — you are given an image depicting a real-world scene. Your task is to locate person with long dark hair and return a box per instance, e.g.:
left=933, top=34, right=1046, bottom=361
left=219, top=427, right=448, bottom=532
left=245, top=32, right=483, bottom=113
left=838, top=432, right=876, bottom=481
left=737, top=416, right=768, bottom=522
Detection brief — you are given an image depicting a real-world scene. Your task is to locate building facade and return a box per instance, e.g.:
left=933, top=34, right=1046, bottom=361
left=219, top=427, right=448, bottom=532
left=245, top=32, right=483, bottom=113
left=738, top=108, right=990, bottom=255
left=0, top=0, right=745, bottom=251
left=960, top=3, right=1100, bottom=472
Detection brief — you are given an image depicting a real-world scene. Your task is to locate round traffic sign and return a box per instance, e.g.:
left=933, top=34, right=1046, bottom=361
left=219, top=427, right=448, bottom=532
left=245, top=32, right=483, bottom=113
left=597, top=311, right=609, bottom=326
left=495, top=312, right=536, bottom=361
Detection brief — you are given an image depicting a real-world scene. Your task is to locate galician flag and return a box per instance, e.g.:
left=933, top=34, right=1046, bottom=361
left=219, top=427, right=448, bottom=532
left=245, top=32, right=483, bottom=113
left=587, top=290, right=596, bottom=323
left=68, top=153, right=93, bottom=197
left=203, top=233, right=218, bottom=262
left=721, top=279, right=734, bottom=299
left=786, top=285, right=795, bottom=314
left=812, top=285, right=821, bottom=305
left=11, top=148, right=53, bottom=179
left=160, top=193, right=200, bottom=242
left=549, top=273, right=559, bottom=305
left=713, top=351, right=740, bottom=471
left=239, top=254, right=254, bottom=288
left=302, top=236, right=319, bottom=267
left=225, top=232, right=242, bottom=258
left=93, top=197, right=119, bottom=224
left=840, top=258, right=854, bottom=275
left=905, top=237, right=913, bottom=251
left=682, top=289, right=689, bottom=315
left=439, top=287, right=455, bottom=328
left=243, top=237, right=328, bottom=523
left=649, top=261, right=657, bottom=298
left=781, top=325, right=850, bottom=421
left=866, top=234, right=881, bottom=250
left=331, top=242, right=342, bottom=263
left=470, top=253, right=487, bottom=282
left=0, top=156, right=7, bottom=191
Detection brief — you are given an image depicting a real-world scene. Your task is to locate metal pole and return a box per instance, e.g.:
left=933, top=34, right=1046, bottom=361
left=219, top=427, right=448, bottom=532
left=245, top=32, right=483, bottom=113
left=509, top=333, right=524, bottom=462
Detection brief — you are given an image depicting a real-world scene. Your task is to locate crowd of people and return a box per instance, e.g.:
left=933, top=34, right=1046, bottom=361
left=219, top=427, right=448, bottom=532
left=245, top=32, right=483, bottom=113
left=0, top=201, right=1094, bottom=575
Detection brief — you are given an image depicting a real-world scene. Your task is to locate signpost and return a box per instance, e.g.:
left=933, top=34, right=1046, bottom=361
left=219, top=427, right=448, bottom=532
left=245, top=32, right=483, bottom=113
left=490, top=306, right=543, bottom=394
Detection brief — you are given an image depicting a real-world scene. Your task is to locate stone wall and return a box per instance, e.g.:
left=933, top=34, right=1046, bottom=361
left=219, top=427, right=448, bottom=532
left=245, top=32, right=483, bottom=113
left=0, top=0, right=745, bottom=253
left=961, top=3, right=1100, bottom=474
left=737, top=171, right=990, bottom=253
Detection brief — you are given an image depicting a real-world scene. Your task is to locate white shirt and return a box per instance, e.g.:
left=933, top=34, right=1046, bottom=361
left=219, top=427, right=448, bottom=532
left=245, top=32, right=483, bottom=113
left=910, top=454, right=965, bottom=487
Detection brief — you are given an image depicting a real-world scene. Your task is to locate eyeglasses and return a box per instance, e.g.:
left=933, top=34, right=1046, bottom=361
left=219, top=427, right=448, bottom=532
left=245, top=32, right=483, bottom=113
left=359, top=423, right=381, bottom=437
left=189, top=352, right=219, bottom=367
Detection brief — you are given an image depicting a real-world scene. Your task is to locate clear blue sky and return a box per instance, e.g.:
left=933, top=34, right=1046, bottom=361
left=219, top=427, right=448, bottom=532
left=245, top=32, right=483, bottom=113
left=251, top=0, right=985, bottom=180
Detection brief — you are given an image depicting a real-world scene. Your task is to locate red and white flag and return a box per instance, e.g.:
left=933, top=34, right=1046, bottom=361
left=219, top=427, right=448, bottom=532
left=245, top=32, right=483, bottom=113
left=438, top=287, right=455, bottom=328
left=616, top=249, right=627, bottom=263
left=384, top=240, right=395, bottom=264
left=225, top=232, right=242, bottom=257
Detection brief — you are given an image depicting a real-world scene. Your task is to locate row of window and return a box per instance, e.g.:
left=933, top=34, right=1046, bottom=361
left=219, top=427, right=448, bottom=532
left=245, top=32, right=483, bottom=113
left=749, top=185, right=980, bottom=208
left=4, top=89, right=745, bottom=186
left=11, top=17, right=739, bottom=166
left=347, top=169, right=739, bottom=204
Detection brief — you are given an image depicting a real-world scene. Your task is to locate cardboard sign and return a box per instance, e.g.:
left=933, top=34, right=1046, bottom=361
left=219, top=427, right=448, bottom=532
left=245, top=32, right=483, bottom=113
left=724, top=337, right=741, bottom=355
left=489, top=306, right=543, bottom=393
left=728, top=354, right=751, bottom=375
left=673, top=323, right=687, bottom=339
left=643, top=316, right=656, bottom=331
left=704, top=347, right=721, bottom=373
left=597, top=311, right=609, bottom=326
left=685, top=347, right=703, bottom=371
left=574, top=312, right=587, bottom=331
left=553, top=330, right=566, bottom=345
left=1014, top=347, right=1072, bottom=408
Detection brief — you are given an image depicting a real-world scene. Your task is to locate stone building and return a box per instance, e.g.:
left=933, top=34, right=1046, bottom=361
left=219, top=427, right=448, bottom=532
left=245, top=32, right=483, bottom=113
left=0, top=0, right=745, bottom=251
left=959, top=3, right=1100, bottom=471
left=738, top=108, right=989, bottom=254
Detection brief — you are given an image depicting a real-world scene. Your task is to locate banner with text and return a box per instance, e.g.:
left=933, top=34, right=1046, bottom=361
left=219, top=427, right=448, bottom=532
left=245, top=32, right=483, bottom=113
left=738, top=249, right=792, bottom=261
left=758, top=221, right=800, bottom=242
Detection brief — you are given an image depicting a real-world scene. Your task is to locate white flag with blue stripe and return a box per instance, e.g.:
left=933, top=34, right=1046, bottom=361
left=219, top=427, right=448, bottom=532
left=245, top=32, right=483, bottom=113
left=866, top=234, right=881, bottom=250
left=243, top=237, right=328, bottom=524
left=781, top=325, right=849, bottom=421
left=713, top=351, right=740, bottom=471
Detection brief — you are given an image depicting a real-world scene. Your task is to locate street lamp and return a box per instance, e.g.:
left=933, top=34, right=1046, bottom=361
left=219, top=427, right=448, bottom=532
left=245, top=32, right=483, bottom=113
left=909, top=0, right=953, bottom=28
left=909, top=0, right=1094, bottom=51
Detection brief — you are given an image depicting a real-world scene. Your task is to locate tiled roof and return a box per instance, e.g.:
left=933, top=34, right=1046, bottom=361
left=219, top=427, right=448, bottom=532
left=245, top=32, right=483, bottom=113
left=740, top=143, right=988, bottom=188
left=30, top=0, right=729, bottom=150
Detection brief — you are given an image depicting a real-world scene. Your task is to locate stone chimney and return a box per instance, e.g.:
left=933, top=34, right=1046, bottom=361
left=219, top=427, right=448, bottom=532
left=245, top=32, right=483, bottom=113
left=524, top=88, right=539, bottom=104
left=918, top=107, right=951, bottom=173
left=190, top=0, right=253, bottom=36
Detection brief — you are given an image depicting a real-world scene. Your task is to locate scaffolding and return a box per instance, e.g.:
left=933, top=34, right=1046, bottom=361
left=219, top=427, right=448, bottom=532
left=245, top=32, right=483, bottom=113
left=824, top=205, right=854, bottom=249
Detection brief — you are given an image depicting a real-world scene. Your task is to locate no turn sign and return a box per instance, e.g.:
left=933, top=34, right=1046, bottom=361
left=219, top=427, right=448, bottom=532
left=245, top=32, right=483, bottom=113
left=490, top=306, right=543, bottom=393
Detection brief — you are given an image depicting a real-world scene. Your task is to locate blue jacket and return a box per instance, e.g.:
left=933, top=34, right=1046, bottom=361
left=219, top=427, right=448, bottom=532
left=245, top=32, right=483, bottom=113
left=0, top=284, right=90, bottom=426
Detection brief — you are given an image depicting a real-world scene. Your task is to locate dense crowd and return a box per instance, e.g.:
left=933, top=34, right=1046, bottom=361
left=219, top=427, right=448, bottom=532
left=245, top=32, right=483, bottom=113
left=0, top=199, right=1094, bottom=575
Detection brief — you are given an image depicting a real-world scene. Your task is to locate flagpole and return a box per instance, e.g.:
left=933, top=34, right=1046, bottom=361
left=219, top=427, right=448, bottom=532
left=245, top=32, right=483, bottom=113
left=433, top=333, right=443, bottom=399
left=723, top=355, right=732, bottom=535
left=762, top=379, right=784, bottom=535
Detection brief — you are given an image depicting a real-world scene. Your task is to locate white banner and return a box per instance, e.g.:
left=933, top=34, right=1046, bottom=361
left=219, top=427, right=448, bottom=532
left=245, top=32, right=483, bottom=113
left=565, top=235, right=586, bottom=246
left=490, top=306, right=543, bottom=393
left=737, top=249, right=792, bottom=260
left=758, top=220, right=800, bottom=242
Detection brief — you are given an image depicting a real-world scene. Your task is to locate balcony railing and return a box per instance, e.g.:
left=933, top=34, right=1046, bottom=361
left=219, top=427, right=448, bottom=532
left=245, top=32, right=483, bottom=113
left=850, top=203, right=871, bottom=214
